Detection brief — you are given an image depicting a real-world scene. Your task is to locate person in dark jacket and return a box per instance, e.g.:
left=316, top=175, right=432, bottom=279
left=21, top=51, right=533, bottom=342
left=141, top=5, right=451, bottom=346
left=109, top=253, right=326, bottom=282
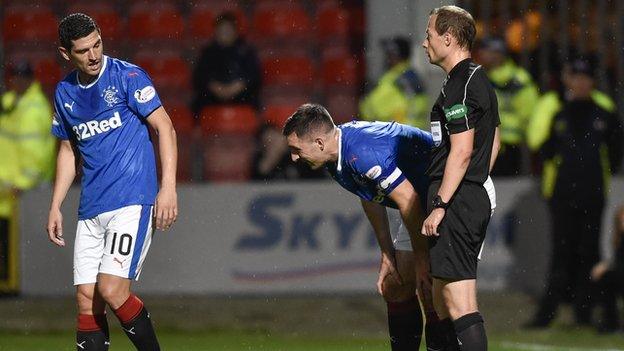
left=192, top=12, right=261, bottom=115
left=526, top=57, right=624, bottom=328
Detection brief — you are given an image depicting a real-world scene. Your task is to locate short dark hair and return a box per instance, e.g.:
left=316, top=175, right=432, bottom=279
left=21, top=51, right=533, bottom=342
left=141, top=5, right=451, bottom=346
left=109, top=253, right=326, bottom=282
left=58, top=13, right=100, bottom=50
left=215, top=11, right=238, bottom=27
left=282, top=104, right=335, bottom=137
left=430, top=6, right=476, bottom=51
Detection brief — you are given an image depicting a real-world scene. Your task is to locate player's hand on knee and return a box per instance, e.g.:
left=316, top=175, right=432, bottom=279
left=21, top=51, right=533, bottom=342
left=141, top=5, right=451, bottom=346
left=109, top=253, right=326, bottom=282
left=154, top=187, right=178, bottom=231
left=46, top=208, right=65, bottom=247
left=377, top=252, right=402, bottom=295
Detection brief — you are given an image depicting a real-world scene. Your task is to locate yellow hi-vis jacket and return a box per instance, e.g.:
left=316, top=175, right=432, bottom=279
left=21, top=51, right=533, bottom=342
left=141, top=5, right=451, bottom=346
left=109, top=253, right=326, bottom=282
left=487, top=59, right=539, bottom=147
left=359, top=61, right=429, bottom=130
left=0, top=81, right=56, bottom=217
left=526, top=90, right=616, bottom=199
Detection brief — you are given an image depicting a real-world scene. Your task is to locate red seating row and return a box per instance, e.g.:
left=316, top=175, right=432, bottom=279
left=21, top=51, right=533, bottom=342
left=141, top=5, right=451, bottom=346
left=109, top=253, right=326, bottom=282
left=5, top=50, right=361, bottom=95
left=2, top=2, right=356, bottom=44
left=171, top=103, right=356, bottom=137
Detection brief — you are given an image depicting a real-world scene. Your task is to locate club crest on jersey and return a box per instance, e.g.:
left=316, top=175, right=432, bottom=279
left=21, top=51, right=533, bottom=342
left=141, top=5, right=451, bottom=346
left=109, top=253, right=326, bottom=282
left=101, top=86, right=120, bottom=107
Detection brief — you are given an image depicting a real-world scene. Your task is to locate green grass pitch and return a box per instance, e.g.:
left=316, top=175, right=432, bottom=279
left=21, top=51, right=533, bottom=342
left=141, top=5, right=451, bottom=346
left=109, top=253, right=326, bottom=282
left=1, top=293, right=622, bottom=350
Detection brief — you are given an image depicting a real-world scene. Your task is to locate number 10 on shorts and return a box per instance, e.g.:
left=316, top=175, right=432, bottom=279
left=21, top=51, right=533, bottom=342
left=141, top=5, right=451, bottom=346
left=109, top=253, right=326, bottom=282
left=109, top=232, right=133, bottom=256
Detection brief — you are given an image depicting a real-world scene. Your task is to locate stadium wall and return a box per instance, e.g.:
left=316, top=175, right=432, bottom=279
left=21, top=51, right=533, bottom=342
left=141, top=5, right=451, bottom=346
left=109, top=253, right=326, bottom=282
left=18, top=178, right=624, bottom=296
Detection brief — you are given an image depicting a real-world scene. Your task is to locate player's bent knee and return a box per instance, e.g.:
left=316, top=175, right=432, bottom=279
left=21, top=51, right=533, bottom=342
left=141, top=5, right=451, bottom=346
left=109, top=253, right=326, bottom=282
left=97, top=282, right=127, bottom=305
left=445, top=301, right=478, bottom=320
left=382, top=281, right=416, bottom=303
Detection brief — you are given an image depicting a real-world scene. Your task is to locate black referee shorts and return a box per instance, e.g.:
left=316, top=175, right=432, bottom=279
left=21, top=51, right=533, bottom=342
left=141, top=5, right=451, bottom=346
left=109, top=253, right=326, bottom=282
left=426, top=180, right=491, bottom=280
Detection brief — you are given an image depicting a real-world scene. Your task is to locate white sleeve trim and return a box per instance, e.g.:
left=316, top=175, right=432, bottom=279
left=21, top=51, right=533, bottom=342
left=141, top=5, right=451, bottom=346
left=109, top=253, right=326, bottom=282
left=379, top=167, right=403, bottom=190
left=462, top=65, right=481, bottom=130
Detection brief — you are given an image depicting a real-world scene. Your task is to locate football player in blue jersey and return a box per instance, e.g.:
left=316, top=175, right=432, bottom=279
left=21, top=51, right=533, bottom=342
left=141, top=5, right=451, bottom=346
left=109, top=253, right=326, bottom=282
left=45, top=13, right=177, bottom=351
left=282, top=103, right=445, bottom=351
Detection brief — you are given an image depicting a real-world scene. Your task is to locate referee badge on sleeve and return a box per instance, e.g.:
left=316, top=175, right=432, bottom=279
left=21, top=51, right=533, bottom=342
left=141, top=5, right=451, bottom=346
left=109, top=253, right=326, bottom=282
left=431, top=121, right=442, bottom=147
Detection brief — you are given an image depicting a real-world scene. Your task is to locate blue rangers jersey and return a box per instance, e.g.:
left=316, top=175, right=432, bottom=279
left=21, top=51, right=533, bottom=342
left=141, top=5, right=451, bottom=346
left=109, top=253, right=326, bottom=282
left=52, top=55, right=161, bottom=220
left=327, top=121, right=433, bottom=209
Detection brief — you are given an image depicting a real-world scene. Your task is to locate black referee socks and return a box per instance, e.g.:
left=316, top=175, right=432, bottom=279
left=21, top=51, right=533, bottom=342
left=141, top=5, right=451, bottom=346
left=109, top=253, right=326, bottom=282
left=453, top=312, right=487, bottom=351
left=440, top=318, right=460, bottom=351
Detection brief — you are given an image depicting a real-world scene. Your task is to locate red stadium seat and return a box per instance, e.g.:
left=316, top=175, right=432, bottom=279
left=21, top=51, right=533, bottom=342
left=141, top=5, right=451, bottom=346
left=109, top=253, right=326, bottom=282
left=150, top=104, right=197, bottom=182
left=199, top=105, right=259, bottom=136
left=170, top=105, right=196, bottom=182
left=252, top=6, right=311, bottom=41
left=133, top=54, right=191, bottom=91
left=325, top=93, right=358, bottom=123
left=33, top=58, right=63, bottom=91
left=128, top=5, right=184, bottom=41
left=262, top=103, right=300, bottom=128
left=67, top=3, right=123, bottom=42
left=168, top=104, right=196, bottom=135
left=316, top=6, right=350, bottom=42
left=189, top=4, right=246, bottom=40
left=321, top=55, right=359, bottom=88
left=3, top=6, right=58, bottom=44
left=204, top=136, right=255, bottom=182
left=262, top=56, right=314, bottom=88
left=189, top=8, right=216, bottom=39
left=260, top=91, right=310, bottom=110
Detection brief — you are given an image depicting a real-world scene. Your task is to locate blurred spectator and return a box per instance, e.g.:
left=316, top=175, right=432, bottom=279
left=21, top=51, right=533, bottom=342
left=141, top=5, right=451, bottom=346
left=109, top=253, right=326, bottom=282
left=525, top=57, right=624, bottom=328
left=251, top=124, right=326, bottom=181
left=359, top=36, right=429, bottom=130
left=0, top=62, right=56, bottom=293
left=192, top=12, right=262, bottom=115
left=477, top=36, right=539, bottom=176
left=592, top=206, right=624, bottom=333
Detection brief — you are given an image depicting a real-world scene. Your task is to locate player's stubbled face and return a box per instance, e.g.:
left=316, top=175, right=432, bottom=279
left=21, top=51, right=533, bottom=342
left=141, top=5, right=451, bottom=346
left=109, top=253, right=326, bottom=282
left=422, top=15, right=445, bottom=64
left=69, top=30, right=104, bottom=77
left=286, top=133, right=325, bottom=170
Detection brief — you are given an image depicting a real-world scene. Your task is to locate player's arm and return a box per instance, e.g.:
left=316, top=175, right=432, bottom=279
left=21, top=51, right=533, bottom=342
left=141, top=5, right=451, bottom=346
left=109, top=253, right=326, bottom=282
left=47, top=140, right=77, bottom=247
left=145, top=106, right=178, bottom=230
left=387, top=180, right=432, bottom=300
left=360, top=199, right=393, bottom=254
left=489, top=126, right=500, bottom=173
left=360, top=199, right=402, bottom=293
left=388, top=179, right=427, bottom=258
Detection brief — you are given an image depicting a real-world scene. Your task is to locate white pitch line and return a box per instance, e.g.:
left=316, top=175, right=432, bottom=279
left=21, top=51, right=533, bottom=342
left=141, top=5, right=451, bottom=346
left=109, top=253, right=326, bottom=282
left=500, top=342, right=624, bottom=351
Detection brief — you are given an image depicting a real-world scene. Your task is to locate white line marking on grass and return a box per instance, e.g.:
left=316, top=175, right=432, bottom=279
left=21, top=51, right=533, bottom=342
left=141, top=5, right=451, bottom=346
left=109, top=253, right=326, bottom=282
left=501, top=342, right=624, bottom=351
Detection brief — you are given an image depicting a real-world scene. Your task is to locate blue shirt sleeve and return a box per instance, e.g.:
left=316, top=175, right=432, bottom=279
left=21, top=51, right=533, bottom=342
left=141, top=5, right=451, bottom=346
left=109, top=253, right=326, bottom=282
left=51, top=91, right=70, bottom=140
left=123, top=66, right=162, bottom=118
left=349, top=146, right=406, bottom=196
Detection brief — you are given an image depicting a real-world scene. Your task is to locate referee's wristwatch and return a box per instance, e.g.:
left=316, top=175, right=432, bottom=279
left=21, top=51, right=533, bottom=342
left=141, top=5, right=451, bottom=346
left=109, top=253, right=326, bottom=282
left=432, top=195, right=449, bottom=210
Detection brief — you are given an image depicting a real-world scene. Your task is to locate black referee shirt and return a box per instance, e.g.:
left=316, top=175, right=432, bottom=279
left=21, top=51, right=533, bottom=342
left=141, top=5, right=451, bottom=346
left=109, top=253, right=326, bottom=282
left=426, top=58, right=500, bottom=184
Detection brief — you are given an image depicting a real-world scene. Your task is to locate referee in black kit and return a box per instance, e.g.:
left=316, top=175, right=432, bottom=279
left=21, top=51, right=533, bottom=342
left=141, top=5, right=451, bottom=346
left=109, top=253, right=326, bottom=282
left=421, top=6, right=500, bottom=351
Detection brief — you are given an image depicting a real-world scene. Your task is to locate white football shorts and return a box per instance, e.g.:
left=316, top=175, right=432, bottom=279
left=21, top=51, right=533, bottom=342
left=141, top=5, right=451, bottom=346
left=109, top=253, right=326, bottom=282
left=387, top=209, right=413, bottom=251
left=478, top=176, right=497, bottom=260
left=73, top=205, right=154, bottom=285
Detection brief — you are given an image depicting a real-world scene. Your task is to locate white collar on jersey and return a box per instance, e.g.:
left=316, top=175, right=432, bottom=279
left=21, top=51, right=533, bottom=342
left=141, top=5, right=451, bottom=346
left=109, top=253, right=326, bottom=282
left=77, top=55, right=108, bottom=89
left=336, top=127, right=343, bottom=172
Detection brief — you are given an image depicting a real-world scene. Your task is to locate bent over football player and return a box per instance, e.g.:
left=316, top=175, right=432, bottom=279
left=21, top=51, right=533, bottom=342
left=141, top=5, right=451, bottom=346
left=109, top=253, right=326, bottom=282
left=283, top=103, right=448, bottom=351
